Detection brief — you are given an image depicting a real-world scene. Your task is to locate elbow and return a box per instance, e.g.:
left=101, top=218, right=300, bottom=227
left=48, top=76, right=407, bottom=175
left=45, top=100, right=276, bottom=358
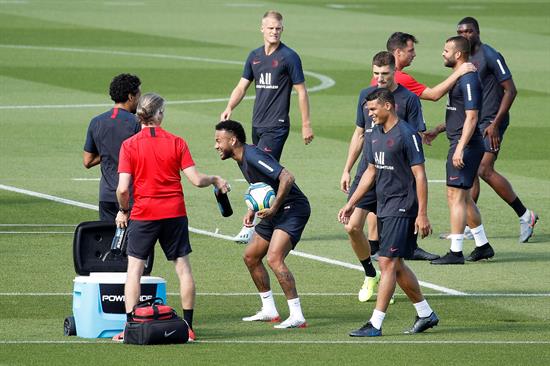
left=83, top=160, right=92, bottom=169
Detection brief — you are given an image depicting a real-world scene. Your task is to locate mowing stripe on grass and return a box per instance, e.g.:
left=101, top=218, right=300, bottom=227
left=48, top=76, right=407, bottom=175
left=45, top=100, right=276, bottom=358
left=1, top=292, right=549, bottom=297
left=1, top=340, right=549, bottom=345
left=0, top=183, right=464, bottom=295
left=0, top=231, right=73, bottom=234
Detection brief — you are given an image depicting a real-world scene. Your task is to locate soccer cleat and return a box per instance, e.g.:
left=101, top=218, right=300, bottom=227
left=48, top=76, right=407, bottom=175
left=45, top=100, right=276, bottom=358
left=242, top=309, right=280, bottom=323
left=112, top=331, right=124, bottom=342
left=187, top=328, right=196, bottom=342
left=405, top=312, right=439, bottom=334
left=430, top=252, right=464, bottom=265
left=410, top=247, right=440, bottom=261
left=234, top=226, right=254, bottom=244
left=349, top=321, right=382, bottom=337
left=519, top=210, right=539, bottom=243
left=466, top=244, right=495, bottom=262
left=358, top=271, right=380, bottom=302
left=273, top=317, right=307, bottom=329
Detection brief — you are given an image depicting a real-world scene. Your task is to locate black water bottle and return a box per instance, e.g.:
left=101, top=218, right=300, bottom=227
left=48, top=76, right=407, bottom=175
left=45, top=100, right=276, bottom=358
left=110, top=227, right=126, bottom=255
left=214, top=187, right=233, bottom=217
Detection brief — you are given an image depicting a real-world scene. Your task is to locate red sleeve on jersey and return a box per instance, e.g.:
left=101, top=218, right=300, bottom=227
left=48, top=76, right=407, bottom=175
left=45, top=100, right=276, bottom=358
left=179, top=138, right=195, bottom=170
left=118, top=141, right=133, bottom=174
left=394, top=71, right=427, bottom=97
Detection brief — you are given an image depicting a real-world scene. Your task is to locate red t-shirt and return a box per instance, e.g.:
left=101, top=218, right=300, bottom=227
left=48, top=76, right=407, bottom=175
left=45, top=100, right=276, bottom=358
left=118, top=126, right=195, bottom=220
left=370, top=70, right=427, bottom=97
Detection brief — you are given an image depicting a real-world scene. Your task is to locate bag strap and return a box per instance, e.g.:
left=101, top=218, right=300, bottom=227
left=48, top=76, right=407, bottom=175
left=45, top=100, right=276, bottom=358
left=132, top=297, right=164, bottom=311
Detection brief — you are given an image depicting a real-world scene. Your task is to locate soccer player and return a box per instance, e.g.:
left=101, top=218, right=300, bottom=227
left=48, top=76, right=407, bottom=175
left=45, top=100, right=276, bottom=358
left=341, top=51, right=438, bottom=303
left=457, top=17, right=538, bottom=242
left=220, top=10, right=313, bottom=244
left=113, top=93, right=229, bottom=342
left=83, top=73, right=141, bottom=221
left=338, top=88, right=438, bottom=337
left=215, top=120, right=310, bottom=329
left=424, top=36, right=494, bottom=264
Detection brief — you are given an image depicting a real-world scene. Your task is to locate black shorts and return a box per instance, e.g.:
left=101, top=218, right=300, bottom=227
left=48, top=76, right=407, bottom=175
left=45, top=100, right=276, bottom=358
left=377, top=216, right=416, bottom=259
left=479, top=120, right=508, bottom=155
left=252, top=125, right=290, bottom=162
left=255, top=200, right=310, bottom=249
left=127, top=216, right=192, bottom=260
left=446, top=143, right=484, bottom=189
left=99, top=201, right=118, bottom=222
left=348, top=175, right=377, bottom=212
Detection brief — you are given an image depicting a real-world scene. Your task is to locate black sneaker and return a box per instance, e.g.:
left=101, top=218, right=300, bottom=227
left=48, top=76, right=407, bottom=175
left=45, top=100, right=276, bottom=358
left=410, top=247, right=440, bottom=261
left=349, top=321, right=382, bottom=337
left=430, top=252, right=464, bottom=265
left=466, top=244, right=495, bottom=262
left=405, top=312, right=439, bottom=334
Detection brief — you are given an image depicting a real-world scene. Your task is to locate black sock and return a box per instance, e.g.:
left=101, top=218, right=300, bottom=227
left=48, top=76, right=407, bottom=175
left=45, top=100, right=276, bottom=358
left=509, top=197, right=527, bottom=217
left=368, top=240, right=380, bottom=255
left=450, top=250, right=463, bottom=257
left=183, top=309, right=194, bottom=330
left=126, top=312, right=133, bottom=322
left=360, top=257, right=377, bottom=277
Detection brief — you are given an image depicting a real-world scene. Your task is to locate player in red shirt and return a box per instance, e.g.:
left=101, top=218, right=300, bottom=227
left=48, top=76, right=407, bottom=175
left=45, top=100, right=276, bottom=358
left=113, top=93, right=229, bottom=342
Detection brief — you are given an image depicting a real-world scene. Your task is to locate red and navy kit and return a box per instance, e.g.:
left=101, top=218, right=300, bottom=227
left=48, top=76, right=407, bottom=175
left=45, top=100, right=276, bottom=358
left=118, top=126, right=195, bottom=220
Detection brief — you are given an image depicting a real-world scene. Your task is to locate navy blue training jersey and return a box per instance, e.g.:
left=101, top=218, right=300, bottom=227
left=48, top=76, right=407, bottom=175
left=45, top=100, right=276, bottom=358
left=84, top=108, right=140, bottom=202
left=238, top=144, right=308, bottom=206
left=367, top=121, right=425, bottom=218
left=355, top=85, right=425, bottom=178
left=470, top=43, right=512, bottom=126
left=445, top=72, right=483, bottom=144
left=242, top=43, right=305, bottom=128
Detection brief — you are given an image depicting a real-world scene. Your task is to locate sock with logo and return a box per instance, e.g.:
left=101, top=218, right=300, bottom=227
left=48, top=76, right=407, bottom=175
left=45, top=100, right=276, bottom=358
left=287, top=297, right=305, bottom=320
left=509, top=197, right=527, bottom=218
left=413, top=300, right=433, bottom=318
left=470, top=224, right=489, bottom=247
left=449, top=234, right=464, bottom=253
left=259, top=290, right=278, bottom=316
left=183, top=309, right=194, bottom=330
left=369, top=309, right=385, bottom=330
left=368, top=240, right=380, bottom=255
left=360, top=257, right=377, bottom=278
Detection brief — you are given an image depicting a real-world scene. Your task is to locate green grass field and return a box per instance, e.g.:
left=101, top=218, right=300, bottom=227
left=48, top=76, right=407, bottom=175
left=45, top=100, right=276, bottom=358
left=1, top=0, right=549, bottom=365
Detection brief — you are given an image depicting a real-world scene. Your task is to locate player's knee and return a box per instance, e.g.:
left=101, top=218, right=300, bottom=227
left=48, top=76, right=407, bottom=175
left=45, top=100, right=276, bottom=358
left=344, top=222, right=362, bottom=236
left=478, top=164, right=494, bottom=180
left=266, top=254, right=284, bottom=270
left=242, top=252, right=258, bottom=268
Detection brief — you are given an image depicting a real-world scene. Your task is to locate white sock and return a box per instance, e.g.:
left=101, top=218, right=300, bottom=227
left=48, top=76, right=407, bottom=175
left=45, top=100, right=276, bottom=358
left=449, top=234, right=464, bottom=252
left=471, top=224, right=489, bottom=247
left=287, top=297, right=304, bottom=320
left=413, top=300, right=433, bottom=318
left=259, top=290, right=278, bottom=315
left=520, top=209, right=531, bottom=222
left=369, top=309, right=385, bottom=330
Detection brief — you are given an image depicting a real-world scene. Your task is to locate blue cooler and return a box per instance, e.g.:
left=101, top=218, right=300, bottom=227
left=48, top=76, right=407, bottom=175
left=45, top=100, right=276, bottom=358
left=72, top=272, right=166, bottom=338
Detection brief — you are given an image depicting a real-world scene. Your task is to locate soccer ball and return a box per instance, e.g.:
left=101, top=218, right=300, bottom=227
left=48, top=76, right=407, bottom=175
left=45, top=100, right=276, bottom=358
left=244, top=182, right=276, bottom=212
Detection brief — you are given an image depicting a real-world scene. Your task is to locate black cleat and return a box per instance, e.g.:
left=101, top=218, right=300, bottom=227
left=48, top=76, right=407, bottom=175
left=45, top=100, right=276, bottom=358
left=409, top=247, right=440, bottom=261
left=466, top=244, right=495, bottom=262
left=405, top=312, right=439, bottom=334
left=430, top=252, right=464, bottom=265
left=349, top=321, right=382, bottom=337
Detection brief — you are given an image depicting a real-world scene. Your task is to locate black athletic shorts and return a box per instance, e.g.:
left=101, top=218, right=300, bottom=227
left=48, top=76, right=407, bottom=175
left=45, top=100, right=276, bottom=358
left=446, top=143, right=484, bottom=189
left=252, top=125, right=290, bottom=162
left=255, top=199, right=310, bottom=249
left=479, top=120, right=508, bottom=155
left=99, top=201, right=118, bottom=222
left=127, top=216, right=192, bottom=260
left=377, top=216, right=416, bottom=259
left=348, top=175, right=377, bottom=212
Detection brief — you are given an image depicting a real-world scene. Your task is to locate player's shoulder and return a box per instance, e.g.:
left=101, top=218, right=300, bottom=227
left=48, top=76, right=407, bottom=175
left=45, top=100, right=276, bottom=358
left=480, top=43, right=502, bottom=58
left=394, top=84, right=418, bottom=99
left=359, top=86, right=377, bottom=99
left=397, top=119, right=417, bottom=133
left=278, top=42, right=298, bottom=55
left=394, top=70, right=416, bottom=82
left=90, top=109, right=113, bottom=123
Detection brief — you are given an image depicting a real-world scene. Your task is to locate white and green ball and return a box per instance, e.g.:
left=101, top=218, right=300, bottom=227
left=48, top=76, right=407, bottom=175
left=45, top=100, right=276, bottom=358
left=244, top=182, right=276, bottom=212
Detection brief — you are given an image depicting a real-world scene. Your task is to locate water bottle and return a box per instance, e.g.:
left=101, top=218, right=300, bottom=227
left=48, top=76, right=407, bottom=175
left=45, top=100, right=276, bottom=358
left=214, top=187, right=233, bottom=217
left=110, top=227, right=126, bottom=255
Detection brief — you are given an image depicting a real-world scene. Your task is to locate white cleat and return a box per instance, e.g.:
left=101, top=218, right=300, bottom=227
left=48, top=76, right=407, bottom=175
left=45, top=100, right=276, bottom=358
left=358, top=271, right=380, bottom=302
left=519, top=210, right=539, bottom=243
left=234, top=226, right=255, bottom=244
left=273, top=317, right=307, bottom=329
left=242, top=309, right=280, bottom=323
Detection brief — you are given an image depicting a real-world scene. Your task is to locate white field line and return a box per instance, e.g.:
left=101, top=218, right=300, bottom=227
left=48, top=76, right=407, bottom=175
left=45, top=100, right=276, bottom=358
left=0, top=183, right=464, bottom=295
left=0, top=44, right=335, bottom=110
left=0, top=224, right=76, bottom=227
left=1, top=340, right=549, bottom=345
left=0, top=231, right=73, bottom=234
left=1, top=292, right=549, bottom=297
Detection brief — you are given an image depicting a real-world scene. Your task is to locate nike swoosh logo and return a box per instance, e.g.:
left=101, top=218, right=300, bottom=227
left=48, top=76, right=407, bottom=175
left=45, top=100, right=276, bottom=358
left=449, top=176, right=459, bottom=181
left=164, top=330, right=176, bottom=337
left=390, top=247, right=398, bottom=252
left=253, top=61, right=261, bottom=65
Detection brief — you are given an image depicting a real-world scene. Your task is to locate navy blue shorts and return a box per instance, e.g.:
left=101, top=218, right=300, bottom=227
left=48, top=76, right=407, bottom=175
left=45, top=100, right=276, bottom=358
left=479, top=120, right=508, bottom=155
left=348, top=175, right=377, bottom=212
left=446, top=143, right=484, bottom=189
left=252, top=125, right=290, bottom=162
left=127, top=216, right=192, bottom=260
left=99, top=201, right=118, bottom=222
left=377, top=216, right=416, bottom=259
left=254, top=199, right=310, bottom=249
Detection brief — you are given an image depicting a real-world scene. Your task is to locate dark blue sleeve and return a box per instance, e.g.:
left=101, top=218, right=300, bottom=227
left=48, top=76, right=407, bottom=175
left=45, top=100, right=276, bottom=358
left=405, top=95, right=426, bottom=132
left=242, top=51, right=255, bottom=81
left=247, top=148, right=284, bottom=181
left=287, top=51, right=305, bottom=84
left=403, top=130, right=425, bottom=167
left=83, top=120, right=97, bottom=153
left=355, top=89, right=369, bottom=128
left=365, top=128, right=375, bottom=165
left=484, top=46, right=512, bottom=83
left=460, top=72, right=482, bottom=110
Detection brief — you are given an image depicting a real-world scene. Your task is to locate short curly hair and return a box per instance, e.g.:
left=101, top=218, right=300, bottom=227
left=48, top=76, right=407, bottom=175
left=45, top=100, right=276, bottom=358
left=109, top=73, right=141, bottom=103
